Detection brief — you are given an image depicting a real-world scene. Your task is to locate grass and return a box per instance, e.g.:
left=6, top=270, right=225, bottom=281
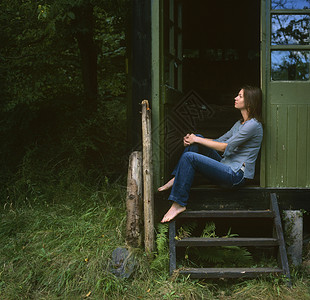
left=1, top=182, right=310, bottom=299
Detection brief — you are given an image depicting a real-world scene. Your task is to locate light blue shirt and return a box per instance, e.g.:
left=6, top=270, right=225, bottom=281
left=215, top=118, right=263, bottom=179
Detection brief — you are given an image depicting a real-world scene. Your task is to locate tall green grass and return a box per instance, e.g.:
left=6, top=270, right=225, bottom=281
left=0, top=182, right=128, bottom=299
left=1, top=182, right=310, bottom=299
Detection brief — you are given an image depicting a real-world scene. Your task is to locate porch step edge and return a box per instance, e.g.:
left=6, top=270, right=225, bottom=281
left=178, top=267, right=283, bottom=278
left=175, top=237, right=279, bottom=247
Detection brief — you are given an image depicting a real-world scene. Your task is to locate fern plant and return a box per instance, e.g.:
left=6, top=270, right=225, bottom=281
left=175, top=222, right=197, bottom=240
left=201, top=222, right=216, bottom=238
left=183, top=222, right=253, bottom=267
left=151, top=223, right=169, bottom=272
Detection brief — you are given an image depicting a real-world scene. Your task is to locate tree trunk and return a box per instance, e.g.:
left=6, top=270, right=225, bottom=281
left=73, top=3, right=98, bottom=110
left=126, top=151, right=143, bottom=248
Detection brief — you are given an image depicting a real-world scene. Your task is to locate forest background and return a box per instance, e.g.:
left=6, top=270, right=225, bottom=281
left=0, top=0, right=128, bottom=206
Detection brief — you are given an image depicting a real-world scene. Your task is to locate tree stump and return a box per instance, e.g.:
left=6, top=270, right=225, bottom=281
left=126, top=151, right=143, bottom=248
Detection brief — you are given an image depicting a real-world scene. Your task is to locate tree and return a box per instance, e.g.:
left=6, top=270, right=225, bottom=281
left=0, top=0, right=130, bottom=202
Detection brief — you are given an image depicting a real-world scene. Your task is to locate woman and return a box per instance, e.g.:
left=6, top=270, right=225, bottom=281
left=159, top=85, right=263, bottom=223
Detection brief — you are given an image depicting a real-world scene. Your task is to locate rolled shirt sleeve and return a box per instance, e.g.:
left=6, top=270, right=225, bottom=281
left=218, top=119, right=263, bottom=179
left=223, top=120, right=260, bottom=157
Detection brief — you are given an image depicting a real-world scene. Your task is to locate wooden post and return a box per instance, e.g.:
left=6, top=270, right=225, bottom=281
left=141, top=99, right=155, bottom=255
left=126, top=151, right=143, bottom=248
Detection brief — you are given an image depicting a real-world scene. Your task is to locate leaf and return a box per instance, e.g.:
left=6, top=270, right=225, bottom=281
left=86, top=291, right=92, bottom=297
left=67, top=12, right=75, bottom=20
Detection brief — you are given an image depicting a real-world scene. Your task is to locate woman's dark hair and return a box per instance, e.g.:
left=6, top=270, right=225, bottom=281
left=241, top=85, right=262, bottom=122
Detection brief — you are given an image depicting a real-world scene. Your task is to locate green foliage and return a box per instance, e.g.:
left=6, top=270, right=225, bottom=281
left=0, top=0, right=129, bottom=207
left=0, top=183, right=127, bottom=299
left=1, top=185, right=310, bottom=299
left=179, top=222, right=253, bottom=268
left=151, top=223, right=169, bottom=272
left=175, top=222, right=198, bottom=240
left=201, top=221, right=216, bottom=238
left=156, top=223, right=169, bottom=254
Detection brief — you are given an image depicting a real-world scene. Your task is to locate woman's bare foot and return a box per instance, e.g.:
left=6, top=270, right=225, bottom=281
left=161, top=202, right=186, bottom=223
left=158, top=177, right=175, bottom=192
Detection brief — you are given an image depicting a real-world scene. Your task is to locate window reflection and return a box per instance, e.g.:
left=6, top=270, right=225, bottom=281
left=271, top=51, right=310, bottom=80
left=272, top=0, right=310, bottom=10
left=272, top=15, right=310, bottom=45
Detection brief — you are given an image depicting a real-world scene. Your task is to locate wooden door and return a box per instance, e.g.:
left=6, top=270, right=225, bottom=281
left=151, top=0, right=183, bottom=186
left=163, top=0, right=184, bottom=181
left=261, top=0, right=310, bottom=187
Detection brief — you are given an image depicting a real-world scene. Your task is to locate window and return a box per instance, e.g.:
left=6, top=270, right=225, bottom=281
left=270, top=0, right=310, bottom=81
left=271, top=50, right=310, bottom=80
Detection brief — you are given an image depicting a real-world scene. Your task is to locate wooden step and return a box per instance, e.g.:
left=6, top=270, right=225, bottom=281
left=175, top=237, right=279, bottom=247
left=168, top=194, right=291, bottom=285
left=179, top=210, right=274, bottom=218
left=178, top=267, right=283, bottom=278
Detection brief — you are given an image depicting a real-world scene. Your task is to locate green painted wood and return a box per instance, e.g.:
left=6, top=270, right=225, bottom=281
left=271, top=10, right=310, bottom=15
left=269, top=83, right=310, bottom=105
left=260, top=0, right=267, bottom=187
left=151, top=0, right=164, bottom=188
left=268, top=105, right=278, bottom=186
left=287, top=105, right=298, bottom=186
left=266, top=104, right=310, bottom=187
left=276, top=105, right=287, bottom=186
left=177, top=1, right=182, bottom=91
left=260, top=0, right=270, bottom=187
left=263, top=0, right=310, bottom=187
left=270, top=45, right=310, bottom=51
left=308, top=107, right=310, bottom=183
left=297, top=106, right=308, bottom=186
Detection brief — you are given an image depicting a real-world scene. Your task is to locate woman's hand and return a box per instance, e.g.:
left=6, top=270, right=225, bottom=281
left=184, top=133, right=197, bottom=146
left=183, top=134, right=191, bottom=146
left=183, top=134, right=190, bottom=146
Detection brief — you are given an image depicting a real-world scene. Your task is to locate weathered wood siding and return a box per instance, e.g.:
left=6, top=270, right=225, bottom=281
left=265, top=103, right=310, bottom=187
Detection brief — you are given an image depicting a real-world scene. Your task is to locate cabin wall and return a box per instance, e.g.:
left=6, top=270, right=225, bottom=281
left=265, top=103, right=310, bottom=187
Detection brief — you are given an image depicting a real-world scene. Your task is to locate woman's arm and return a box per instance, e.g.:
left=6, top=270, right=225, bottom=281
left=184, top=134, right=227, bottom=153
left=222, top=120, right=262, bottom=157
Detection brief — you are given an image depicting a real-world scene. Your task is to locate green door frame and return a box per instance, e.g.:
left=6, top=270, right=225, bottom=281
left=261, top=0, right=310, bottom=187
left=151, top=0, right=164, bottom=189
left=261, top=0, right=268, bottom=187
left=151, top=0, right=183, bottom=188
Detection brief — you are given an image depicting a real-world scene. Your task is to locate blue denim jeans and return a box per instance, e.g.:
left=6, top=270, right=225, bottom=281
left=168, top=137, right=245, bottom=207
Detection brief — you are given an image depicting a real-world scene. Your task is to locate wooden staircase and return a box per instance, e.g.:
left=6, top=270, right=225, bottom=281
left=169, top=193, right=291, bottom=283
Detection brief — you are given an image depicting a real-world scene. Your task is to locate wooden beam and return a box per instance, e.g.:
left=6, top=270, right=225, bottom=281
left=169, top=220, right=177, bottom=275
left=179, top=267, right=283, bottom=279
left=141, top=100, right=154, bottom=255
left=175, top=237, right=279, bottom=247
left=179, top=210, right=274, bottom=218
left=270, top=193, right=291, bottom=286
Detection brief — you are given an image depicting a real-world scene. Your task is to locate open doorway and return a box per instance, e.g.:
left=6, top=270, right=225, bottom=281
left=164, top=0, right=261, bottom=184
left=182, top=0, right=261, bottom=129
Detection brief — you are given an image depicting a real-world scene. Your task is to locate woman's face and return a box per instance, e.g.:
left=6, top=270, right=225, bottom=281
left=234, top=89, right=246, bottom=110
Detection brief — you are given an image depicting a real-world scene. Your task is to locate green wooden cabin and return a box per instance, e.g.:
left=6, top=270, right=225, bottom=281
left=128, top=0, right=310, bottom=192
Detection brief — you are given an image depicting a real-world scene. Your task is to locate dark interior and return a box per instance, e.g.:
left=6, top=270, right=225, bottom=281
left=182, top=0, right=261, bottom=107
left=164, top=0, right=261, bottom=184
